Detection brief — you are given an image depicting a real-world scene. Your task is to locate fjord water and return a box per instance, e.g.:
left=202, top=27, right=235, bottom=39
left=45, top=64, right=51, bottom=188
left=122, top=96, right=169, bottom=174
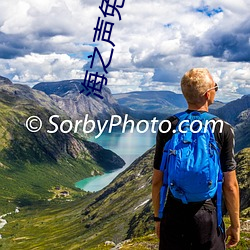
left=75, top=129, right=156, bottom=192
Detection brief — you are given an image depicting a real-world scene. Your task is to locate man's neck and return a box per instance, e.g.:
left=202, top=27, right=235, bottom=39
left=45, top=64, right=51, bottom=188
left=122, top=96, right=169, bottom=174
left=187, top=103, right=209, bottom=112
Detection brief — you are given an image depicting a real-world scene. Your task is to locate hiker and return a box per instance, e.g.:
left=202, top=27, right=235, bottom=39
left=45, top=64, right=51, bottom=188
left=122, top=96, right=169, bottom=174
left=152, top=68, right=240, bottom=250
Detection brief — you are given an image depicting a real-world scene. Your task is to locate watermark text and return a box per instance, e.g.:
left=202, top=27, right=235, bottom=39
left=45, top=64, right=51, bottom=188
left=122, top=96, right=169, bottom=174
left=25, top=114, right=224, bottom=138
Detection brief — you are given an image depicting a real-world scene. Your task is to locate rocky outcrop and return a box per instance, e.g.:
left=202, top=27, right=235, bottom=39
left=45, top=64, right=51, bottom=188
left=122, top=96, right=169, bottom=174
left=33, top=80, right=124, bottom=123
left=0, top=76, right=12, bottom=85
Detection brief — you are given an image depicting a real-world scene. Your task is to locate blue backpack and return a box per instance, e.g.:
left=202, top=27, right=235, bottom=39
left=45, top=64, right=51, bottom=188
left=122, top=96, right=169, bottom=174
left=158, top=111, right=223, bottom=228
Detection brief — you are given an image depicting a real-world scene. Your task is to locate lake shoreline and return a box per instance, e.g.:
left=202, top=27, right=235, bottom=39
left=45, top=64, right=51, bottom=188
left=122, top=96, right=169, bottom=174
left=75, top=130, right=156, bottom=192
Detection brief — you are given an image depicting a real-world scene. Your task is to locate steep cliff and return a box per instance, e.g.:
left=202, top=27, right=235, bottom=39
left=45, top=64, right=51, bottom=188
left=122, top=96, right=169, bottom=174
left=33, top=80, right=124, bottom=123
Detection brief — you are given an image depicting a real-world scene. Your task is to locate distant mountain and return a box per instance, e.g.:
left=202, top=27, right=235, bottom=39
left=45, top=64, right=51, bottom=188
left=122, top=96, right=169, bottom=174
left=234, top=108, right=250, bottom=152
left=114, top=90, right=225, bottom=120
left=212, top=94, right=250, bottom=152
left=213, top=94, right=250, bottom=125
left=209, top=100, right=225, bottom=110
left=114, top=91, right=186, bottom=109
left=32, top=83, right=227, bottom=122
left=114, top=91, right=186, bottom=119
left=29, top=80, right=250, bottom=152
left=0, top=81, right=124, bottom=212
left=33, top=80, right=124, bottom=123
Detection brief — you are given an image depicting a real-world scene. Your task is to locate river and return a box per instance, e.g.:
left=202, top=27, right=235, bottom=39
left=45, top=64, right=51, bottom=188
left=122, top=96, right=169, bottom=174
left=75, top=129, right=156, bottom=192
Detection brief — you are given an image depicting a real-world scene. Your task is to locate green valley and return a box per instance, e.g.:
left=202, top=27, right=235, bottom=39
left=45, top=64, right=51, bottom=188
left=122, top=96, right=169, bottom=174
left=0, top=147, right=249, bottom=249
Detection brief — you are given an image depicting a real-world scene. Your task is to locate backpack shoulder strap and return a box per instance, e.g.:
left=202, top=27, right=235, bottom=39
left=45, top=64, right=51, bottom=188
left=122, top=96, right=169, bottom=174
left=173, top=111, right=189, bottom=121
left=201, top=112, right=223, bottom=230
left=174, top=111, right=217, bottom=121
left=201, top=112, right=217, bottom=120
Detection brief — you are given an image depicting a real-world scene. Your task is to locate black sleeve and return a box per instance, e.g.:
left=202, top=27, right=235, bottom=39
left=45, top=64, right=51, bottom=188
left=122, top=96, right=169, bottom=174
left=153, top=116, right=178, bottom=170
left=214, top=120, right=237, bottom=172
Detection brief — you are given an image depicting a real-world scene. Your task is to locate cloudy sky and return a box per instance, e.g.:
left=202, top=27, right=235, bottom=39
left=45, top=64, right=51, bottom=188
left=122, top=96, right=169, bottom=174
left=0, top=0, right=249, bottom=102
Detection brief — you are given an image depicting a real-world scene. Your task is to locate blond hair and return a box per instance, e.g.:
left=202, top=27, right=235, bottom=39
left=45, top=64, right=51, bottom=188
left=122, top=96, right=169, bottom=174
left=181, top=68, right=214, bottom=104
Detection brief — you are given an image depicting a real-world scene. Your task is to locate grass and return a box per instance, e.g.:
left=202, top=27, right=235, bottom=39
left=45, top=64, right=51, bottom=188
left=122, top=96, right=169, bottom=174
left=0, top=198, right=89, bottom=250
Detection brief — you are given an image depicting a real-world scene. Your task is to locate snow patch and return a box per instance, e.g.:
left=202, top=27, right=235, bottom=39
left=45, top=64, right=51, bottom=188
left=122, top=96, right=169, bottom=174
left=134, top=199, right=150, bottom=210
left=0, top=208, right=20, bottom=238
left=0, top=219, right=7, bottom=229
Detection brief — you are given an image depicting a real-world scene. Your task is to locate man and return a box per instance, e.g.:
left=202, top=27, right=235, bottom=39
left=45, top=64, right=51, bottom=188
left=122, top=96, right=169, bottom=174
left=152, top=68, right=240, bottom=249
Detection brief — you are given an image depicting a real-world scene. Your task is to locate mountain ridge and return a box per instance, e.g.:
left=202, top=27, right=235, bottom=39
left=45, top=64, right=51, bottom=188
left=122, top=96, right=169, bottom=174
left=33, top=80, right=124, bottom=123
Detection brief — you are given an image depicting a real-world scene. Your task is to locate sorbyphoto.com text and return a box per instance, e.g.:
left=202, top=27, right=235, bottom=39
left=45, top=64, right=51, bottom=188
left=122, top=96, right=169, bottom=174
left=25, top=114, right=224, bottom=138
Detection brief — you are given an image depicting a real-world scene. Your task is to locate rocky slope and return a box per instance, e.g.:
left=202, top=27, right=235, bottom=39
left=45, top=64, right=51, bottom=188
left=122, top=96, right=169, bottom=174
left=213, top=94, right=250, bottom=126
left=0, top=76, right=12, bottom=85
left=33, top=80, right=124, bottom=123
left=77, top=146, right=250, bottom=248
left=210, top=95, right=250, bottom=152
left=234, top=108, right=250, bottom=152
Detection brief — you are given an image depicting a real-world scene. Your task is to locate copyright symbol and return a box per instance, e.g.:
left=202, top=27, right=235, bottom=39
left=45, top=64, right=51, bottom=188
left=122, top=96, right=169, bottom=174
left=25, top=116, right=42, bottom=132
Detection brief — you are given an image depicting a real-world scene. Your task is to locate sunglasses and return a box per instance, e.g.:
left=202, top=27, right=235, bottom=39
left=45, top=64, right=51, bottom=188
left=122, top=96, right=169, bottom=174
left=203, top=83, right=218, bottom=95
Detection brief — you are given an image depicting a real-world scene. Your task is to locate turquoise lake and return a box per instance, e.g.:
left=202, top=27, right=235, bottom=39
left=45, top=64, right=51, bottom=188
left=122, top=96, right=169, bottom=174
left=75, top=129, right=156, bottom=192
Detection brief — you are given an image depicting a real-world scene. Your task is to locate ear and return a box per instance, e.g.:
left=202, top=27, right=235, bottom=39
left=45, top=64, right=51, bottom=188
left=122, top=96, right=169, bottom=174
left=204, top=91, right=210, bottom=100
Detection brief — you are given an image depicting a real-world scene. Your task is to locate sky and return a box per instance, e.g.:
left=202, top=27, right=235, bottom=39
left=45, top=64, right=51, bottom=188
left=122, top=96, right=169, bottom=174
left=0, top=0, right=249, bottom=102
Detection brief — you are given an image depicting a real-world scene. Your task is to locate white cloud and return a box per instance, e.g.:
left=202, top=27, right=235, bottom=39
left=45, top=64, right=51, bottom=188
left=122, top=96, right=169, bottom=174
left=0, top=53, right=87, bottom=86
left=0, top=0, right=249, bottom=101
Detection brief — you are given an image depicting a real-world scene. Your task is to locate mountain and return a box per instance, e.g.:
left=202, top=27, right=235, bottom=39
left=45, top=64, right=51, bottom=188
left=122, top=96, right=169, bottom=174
left=114, top=90, right=225, bottom=120
left=32, top=83, right=228, bottom=122
left=33, top=80, right=124, bottom=123
left=213, top=94, right=250, bottom=126
left=211, top=94, right=250, bottom=152
left=209, top=100, right=225, bottom=110
left=114, top=91, right=186, bottom=120
left=114, top=91, right=187, bottom=110
left=234, top=109, right=250, bottom=152
left=79, top=147, right=155, bottom=248
left=0, top=79, right=125, bottom=212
